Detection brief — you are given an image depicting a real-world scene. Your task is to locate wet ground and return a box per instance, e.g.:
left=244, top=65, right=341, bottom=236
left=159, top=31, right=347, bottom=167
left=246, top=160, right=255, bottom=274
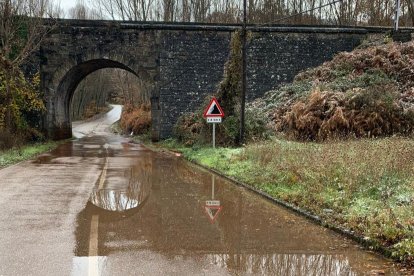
left=0, top=106, right=401, bottom=275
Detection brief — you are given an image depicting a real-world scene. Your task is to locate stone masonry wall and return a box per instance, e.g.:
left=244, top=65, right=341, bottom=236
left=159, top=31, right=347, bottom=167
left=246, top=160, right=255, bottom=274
left=156, top=29, right=366, bottom=137
left=247, top=31, right=364, bottom=100
left=158, top=30, right=231, bottom=138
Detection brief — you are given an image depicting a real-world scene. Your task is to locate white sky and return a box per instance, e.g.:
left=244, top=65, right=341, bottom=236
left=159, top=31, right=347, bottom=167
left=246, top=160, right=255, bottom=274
left=55, top=0, right=93, bottom=17
left=57, top=0, right=77, bottom=11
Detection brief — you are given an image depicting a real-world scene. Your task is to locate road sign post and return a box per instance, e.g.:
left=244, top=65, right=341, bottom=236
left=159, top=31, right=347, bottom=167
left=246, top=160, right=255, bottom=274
left=203, top=97, right=224, bottom=149
left=212, top=123, right=216, bottom=148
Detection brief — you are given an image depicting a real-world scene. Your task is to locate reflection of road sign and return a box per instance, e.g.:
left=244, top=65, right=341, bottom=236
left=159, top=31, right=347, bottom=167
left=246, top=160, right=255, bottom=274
left=206, top=200, right=220, bottom=206
left=204, top=200, right=222, bottom=224
left=203, top=97, right=224, bottom=118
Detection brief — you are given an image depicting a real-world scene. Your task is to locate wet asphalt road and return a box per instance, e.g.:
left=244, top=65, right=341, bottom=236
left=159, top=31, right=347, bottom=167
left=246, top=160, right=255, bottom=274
left=0, top=106, right=401, bottom=275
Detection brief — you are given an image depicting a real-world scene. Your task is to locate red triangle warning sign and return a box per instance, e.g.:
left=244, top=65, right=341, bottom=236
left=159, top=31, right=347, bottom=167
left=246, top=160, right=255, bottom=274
left=203, top=97, right=224, bottom=118
left=204, top=205, right=223, bottom=224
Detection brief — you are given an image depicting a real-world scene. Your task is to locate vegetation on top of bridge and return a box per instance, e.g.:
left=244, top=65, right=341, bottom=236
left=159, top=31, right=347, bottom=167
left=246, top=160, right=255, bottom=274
left=250, top=39, right=414, bottom=141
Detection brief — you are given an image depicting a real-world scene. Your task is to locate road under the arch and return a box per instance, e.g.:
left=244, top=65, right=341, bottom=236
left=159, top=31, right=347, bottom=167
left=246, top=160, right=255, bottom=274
left=0, top=107, right=400, bottom=275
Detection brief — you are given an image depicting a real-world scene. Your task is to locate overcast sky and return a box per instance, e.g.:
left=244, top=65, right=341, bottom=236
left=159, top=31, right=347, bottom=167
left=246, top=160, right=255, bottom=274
left=57, top=0, right=77, bottom=11
left=56, top=0, right=93, bottom=17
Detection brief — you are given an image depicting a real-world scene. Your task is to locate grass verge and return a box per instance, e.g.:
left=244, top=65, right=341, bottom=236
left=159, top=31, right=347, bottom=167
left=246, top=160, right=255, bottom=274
left=0, top=141, right=61, bottom=169
left=157, top=137, right=414, bottom=267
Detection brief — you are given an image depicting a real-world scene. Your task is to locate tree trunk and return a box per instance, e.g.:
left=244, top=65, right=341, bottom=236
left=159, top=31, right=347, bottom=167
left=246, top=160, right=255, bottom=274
left=406, top=0, right=414, bottom=26
left=3, top=68, right=16, bottom=132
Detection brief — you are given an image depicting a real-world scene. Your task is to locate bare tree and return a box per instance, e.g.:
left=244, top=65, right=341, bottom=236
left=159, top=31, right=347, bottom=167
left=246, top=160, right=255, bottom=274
left=83, top=0, right=414, bottom=26
left=405, top=0, right=414, bottom=25
left=0, top=0, right=54, bottom=66
left=68, top=0, right=101, bottom=19
left=0, top=0, right=56, bottom=131
left=92, top=0, right=156, bottom=20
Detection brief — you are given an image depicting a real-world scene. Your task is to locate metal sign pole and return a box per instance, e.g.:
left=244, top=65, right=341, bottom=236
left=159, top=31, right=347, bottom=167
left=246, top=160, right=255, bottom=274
left=212, top=174, right=215, bottom=199
left=239, top=0, right=247, bottom=144
left=213, top=123, right=216, bottom=148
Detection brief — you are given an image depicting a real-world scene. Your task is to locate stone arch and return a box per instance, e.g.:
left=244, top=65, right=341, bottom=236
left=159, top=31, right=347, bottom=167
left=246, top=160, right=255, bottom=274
left=53, top=58, right=147, bottom=139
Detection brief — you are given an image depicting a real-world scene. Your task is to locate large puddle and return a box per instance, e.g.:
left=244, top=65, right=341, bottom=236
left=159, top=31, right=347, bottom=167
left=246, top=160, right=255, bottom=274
left=35, top=135, right=399, bottom=275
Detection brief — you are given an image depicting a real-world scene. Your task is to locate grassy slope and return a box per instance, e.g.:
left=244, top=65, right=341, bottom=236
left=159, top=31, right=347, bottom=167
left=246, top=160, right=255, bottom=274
left=0, top=141, right=60, bottom=168
left=159, top=137, right=414, bottom=265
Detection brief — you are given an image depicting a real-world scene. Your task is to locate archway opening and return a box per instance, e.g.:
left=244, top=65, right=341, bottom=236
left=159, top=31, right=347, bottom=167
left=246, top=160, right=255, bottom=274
left=55, top=59, right=153, bottom=139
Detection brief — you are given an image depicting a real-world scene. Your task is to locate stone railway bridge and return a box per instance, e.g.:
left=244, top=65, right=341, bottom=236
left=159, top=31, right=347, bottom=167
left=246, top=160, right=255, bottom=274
left=40, top=19, right=395, bottom=141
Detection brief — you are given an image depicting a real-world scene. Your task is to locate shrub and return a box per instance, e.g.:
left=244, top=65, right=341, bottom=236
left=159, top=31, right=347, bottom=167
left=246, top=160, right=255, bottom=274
left=173, top=112, right=206, bottom=146
left=0, top=129, right=23, bottom=150
left=393, top=239, right=414, bottom=264
left=0, top=58, right=45, bottom=148
left=119, top=104, right=151, bottom=135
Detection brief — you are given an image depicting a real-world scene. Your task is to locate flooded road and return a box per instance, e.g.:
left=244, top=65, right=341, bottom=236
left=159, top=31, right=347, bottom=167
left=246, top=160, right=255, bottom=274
left=0, top=106, right=400, bottom=275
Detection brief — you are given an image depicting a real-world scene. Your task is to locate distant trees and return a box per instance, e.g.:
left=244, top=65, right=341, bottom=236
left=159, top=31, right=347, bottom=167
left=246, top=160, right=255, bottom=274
left=81, top=0, right=414, bottom=27
left=70, top=69, right=150, bottom=120
left=406, top=0, right=414, bottom=25
left=68, top=0, right=101, bottom=19
left=92, top=0, right=156, bottom=21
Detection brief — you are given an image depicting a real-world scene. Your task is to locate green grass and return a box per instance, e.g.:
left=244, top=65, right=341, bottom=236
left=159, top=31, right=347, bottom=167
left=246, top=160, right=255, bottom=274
left=158, top=137, right=414, bottom=265
left=0, top=141, right=60, bottom=168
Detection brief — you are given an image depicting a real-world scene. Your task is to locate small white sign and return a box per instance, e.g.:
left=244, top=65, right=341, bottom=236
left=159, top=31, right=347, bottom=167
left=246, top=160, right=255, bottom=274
left=206, top=200, right=221, bottom=206
left=207, top=117, right=222, bottom=123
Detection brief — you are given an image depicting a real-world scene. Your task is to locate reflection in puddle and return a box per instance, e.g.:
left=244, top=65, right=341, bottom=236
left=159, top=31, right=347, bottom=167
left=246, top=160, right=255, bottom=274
left=71, top=256, right=107, bottom=276
left=203, top=175, right=223, bottom=223
left=90, top=189, right=142, bottom=212
left=89, top=149, right=152, bottom=212
left=32, top=154, right=54, bottom=164
left=69, top=135, right=397, bottom=275
left=207, top=253, right=355, bottom=275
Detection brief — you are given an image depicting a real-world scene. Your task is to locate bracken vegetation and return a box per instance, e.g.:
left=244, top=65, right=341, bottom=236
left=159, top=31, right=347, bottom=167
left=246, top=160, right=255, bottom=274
left=252, top=40, right=414, bottom=141
left=120, top=104, right=151, bottom=135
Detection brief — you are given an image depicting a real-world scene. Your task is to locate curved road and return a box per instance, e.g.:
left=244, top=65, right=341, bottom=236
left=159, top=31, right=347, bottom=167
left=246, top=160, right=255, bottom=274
left=72, top=105, right=123, bottom=138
